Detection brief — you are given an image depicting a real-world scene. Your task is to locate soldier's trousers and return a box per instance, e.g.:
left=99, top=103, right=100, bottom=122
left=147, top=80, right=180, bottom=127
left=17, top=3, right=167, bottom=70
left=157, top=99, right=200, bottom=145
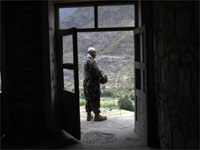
left=83, top=78, right=101, bottom=114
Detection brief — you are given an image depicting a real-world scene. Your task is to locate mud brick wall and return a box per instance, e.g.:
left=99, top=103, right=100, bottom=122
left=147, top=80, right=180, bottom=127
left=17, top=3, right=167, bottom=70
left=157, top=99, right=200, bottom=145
left=153, top=1, right=199, bottom=149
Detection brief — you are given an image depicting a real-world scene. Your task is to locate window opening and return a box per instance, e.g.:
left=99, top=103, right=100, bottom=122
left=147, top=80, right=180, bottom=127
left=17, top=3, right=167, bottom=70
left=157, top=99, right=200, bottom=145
left=135, top=68, right=141, bottom=90
left=62, top=35, right=74, bottom=64
left=134, top=33, right=140, bottom=62
left=59, top=7, right=95, bottom=29
left=63, top=69, right=75, bottom=93
left=57, top=3, right=136, bottom=30
left=98, top=5, right=135, bottom=28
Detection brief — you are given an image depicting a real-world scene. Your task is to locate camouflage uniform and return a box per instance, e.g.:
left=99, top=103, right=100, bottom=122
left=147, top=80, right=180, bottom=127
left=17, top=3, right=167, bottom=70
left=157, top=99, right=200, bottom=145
left=83, top=55, right=103, bottom=114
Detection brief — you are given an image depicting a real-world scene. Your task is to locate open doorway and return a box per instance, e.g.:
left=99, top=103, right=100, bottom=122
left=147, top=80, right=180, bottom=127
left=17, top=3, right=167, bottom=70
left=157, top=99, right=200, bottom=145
left=77, top=31, right=135, bottom=119
left=58, top=2, right=135, bottom=129
left=77, top=31, right=137, bottom=148
left=55, top=1, right=148, bottom=146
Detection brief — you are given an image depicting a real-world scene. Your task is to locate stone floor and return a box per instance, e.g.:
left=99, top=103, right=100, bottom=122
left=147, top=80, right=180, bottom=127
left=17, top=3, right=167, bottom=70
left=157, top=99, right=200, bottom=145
left=25, top=108, right=150, bottom=149
left=65, top=117, right=151, bottom=149
left=28, top=116, right=150, bottom=149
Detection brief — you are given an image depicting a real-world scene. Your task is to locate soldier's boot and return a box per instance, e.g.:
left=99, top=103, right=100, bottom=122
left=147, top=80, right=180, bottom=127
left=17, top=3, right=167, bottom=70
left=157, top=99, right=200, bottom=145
left=94, top=114, right=107, bottom=121
left=87, top=112, right=93, bottom=121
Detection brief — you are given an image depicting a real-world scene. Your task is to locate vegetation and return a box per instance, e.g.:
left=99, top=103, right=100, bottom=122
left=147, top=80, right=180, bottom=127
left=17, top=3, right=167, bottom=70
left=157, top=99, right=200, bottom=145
left=80, top=98, right=118, bottom=109
left=118, top=95, right=134, bottom=111
left=101, top=90, right=114, bottom=97
left=80, top=98, right=86, bottom=106
left=101, top=101, right=118, bottom=109
left=80, top=89, right=84, bottom=98
left=80, top=89, right=135, bottom=111
left=101, top=89, right=135, bottom=100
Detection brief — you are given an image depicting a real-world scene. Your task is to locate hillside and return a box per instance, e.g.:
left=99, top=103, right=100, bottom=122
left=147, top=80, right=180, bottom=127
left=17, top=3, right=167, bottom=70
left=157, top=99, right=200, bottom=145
left=60, top=5, right=135, bottom=91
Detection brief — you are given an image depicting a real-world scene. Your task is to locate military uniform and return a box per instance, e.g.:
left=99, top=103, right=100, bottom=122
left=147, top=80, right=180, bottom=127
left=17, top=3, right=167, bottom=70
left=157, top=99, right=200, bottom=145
left=83, top=54, right=103, bottom=114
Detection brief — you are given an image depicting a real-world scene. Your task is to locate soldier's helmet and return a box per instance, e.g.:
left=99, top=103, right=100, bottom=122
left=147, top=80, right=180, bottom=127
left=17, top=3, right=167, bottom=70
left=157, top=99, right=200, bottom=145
left=100, top=72, right=108, bottom=84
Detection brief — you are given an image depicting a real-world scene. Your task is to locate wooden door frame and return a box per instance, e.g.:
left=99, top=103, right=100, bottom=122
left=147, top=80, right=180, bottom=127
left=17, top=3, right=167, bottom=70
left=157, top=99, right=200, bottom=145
left=54, top=1, right=138, bottom=33
left=53, top=0, right=157, bottom=146
left=134, top=25, right=148, bottom=144
left=139, top=0, right=159, bottom=148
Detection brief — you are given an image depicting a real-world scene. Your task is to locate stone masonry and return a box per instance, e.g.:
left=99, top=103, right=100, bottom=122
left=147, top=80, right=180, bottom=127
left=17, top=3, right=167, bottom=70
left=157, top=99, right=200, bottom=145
left=153, top=1, right=199, bottom=149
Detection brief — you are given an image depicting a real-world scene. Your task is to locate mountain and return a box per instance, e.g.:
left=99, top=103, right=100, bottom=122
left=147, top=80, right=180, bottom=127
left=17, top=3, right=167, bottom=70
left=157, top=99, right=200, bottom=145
left=60, top=5, right=135, bottom=91
left=59, top=8, right=77, bottom=22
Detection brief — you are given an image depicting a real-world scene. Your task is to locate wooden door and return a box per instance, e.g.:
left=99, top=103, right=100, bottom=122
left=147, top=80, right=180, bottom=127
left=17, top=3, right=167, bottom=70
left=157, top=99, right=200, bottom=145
left=134, top=25, right=147, bottom=144
left=57, top=27, right=80, bottom=140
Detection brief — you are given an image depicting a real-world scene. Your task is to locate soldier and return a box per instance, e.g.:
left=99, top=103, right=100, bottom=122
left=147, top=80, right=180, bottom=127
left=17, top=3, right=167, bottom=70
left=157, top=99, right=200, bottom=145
left=83, top=47, right=107, bottom=121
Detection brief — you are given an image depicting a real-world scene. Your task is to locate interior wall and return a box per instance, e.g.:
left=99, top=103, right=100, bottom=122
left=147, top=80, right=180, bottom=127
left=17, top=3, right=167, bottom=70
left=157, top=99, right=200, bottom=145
left=152, top=1, right=199, bottom=149
left=1, top=1, right=48, bottom=144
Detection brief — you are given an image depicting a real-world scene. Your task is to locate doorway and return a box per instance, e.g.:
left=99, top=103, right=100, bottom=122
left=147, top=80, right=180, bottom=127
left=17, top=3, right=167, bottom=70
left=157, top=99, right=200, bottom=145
left=55, top=1, right=148, bottom=145
left=77, top=31, right=135, bottom=118
left=77, top=31, right=137, bottom=148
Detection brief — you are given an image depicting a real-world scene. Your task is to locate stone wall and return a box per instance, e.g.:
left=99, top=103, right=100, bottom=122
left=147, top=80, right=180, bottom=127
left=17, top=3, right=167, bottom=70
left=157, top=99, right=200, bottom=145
left=2, top=2, right=47, bottom=144
left=153, top=1, right=199, bottom=149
